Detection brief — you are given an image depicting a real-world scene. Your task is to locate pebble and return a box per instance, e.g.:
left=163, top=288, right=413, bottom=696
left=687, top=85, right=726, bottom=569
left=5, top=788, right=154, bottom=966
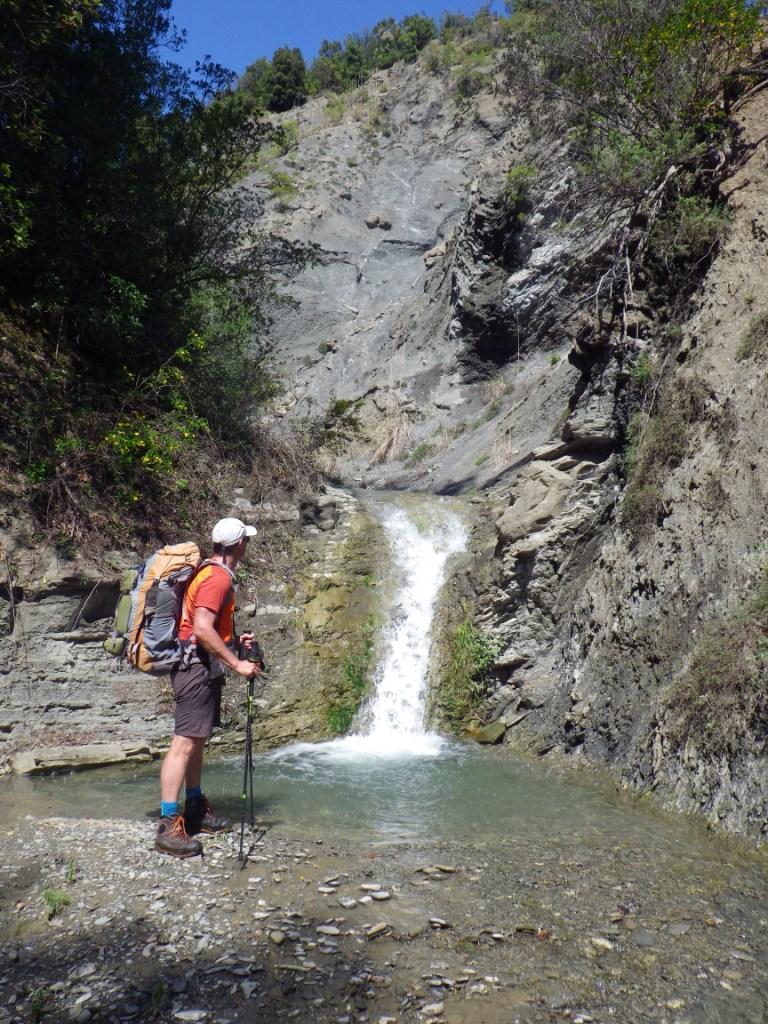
left=371, top=891, right=391, bottom=902
left=269, top=931, right=287, bottom=946
left=669, top=921, right=692, bottom=936
left=590, top=937, right=615, bottom=951
left=421, top=1003, right=444, bottom=1017
left=360, top=883, right=382, bottom=892
left=366, top=923, right=390, bottom=939
left=174, top=1013, right=208, bottom=1023
left=317, top=886, right=337, bottom=894
left=317, top=925, right=341, bottom=936
left=338, top=896, right=358, bottom=909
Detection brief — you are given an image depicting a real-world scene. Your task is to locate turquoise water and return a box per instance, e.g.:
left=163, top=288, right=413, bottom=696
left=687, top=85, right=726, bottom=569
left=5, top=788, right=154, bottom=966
left=4, top=739, right=758, bottom=870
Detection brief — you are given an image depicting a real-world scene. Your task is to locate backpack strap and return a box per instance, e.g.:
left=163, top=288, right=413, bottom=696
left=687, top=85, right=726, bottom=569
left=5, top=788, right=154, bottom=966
left=198, top=558, right=237, bottom=582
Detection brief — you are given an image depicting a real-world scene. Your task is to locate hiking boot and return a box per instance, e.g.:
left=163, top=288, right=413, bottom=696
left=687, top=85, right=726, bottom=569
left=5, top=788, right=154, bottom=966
left=183, top=794, right=231, bottom=835
left=155, top=814, right=203, bottom=858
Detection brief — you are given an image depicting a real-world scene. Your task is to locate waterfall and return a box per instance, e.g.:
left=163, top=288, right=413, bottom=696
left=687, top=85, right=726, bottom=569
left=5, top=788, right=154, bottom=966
left=339, top=497, right=467, bottom=757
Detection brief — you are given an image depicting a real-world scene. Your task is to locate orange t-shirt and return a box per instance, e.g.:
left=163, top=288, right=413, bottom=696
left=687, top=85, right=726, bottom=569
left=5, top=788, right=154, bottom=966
left=179, top=563, right=235, bottom=644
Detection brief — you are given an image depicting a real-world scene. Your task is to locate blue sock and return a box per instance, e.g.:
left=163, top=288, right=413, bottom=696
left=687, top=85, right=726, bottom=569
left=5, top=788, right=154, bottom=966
left=186, top=786, right=202, bottom=801
left=161, top=801, right=178, bottom=819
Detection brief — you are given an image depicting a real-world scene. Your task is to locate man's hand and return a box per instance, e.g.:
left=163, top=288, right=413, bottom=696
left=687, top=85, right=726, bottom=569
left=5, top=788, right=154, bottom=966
left=235, top=658, right=261, bottom=678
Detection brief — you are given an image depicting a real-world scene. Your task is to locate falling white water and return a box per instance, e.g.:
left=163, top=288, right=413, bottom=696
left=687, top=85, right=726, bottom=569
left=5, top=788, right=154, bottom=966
left=331, top=498, right=467, bottom=758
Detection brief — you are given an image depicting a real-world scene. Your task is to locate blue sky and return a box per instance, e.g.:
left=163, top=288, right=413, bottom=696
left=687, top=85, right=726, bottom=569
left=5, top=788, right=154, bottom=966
left=170, top=0, right=504, bottom=77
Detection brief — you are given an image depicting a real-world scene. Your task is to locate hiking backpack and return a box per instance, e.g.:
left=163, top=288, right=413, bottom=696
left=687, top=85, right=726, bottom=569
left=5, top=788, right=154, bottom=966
left=104, top=542, right=201, bottom=675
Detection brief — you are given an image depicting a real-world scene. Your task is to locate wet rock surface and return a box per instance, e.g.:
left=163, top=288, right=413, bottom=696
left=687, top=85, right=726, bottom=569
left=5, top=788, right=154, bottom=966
left=1, top=812, right=767, bottom=1024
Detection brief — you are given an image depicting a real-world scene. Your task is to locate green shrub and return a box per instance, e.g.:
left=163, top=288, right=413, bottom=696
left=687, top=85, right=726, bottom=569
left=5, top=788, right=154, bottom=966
left=325, top=93, right=346, bottom=124
left=622, top=377, right=717, bottom=541
left=583, top=126, right=698, bottom=203
left=441, top=620, right=497, bottom=725
left=276, top=119, right=300, bottom=154
left=405, top=442, right=435, bottom=467
left=663, top=610, right=768, bottom=759
left=327, top=620, right=375, bottom=734
left=42, top=888, right=71, bottom=919
left=28, top=988, right=50, bottom=1024
left=503, top=163, right=537, bottom=210
left=316, top=397, right=362, bottom=453
left=420, top=41, right=443, bottom=73
left=629, top=352, right=654, bottom=390
left=736, top=309, right=768, bottom=362
left=649, top=195, right=730, bottom=268
left=455, top=65, right=484, bottom=98
left=268, top=170, right=298, bottom=202
left=507, top=1, right=763, bottom=208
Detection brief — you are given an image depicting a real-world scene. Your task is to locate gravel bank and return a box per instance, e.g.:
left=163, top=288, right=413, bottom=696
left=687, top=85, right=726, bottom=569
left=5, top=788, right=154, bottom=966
left=2, top=812, right=768, bottom=1024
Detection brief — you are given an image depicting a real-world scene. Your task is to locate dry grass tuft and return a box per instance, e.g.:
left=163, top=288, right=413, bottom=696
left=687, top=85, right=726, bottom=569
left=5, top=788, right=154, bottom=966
left=371, top=400, right=411, bottom=465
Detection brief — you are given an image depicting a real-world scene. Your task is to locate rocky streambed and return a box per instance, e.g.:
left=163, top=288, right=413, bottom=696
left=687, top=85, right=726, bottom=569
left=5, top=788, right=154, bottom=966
left=2, top=761, right=768, bottom=1024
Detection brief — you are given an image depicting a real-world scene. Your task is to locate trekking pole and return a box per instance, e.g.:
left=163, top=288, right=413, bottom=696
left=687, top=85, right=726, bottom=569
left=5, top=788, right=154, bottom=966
left=238, top=675, right=255, bottom=866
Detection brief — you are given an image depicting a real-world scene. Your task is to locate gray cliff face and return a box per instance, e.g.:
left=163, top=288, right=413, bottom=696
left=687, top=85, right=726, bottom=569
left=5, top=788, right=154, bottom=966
left=0, top=521, right=165, bottom=760
left=259, top=61, right=768, bottom=838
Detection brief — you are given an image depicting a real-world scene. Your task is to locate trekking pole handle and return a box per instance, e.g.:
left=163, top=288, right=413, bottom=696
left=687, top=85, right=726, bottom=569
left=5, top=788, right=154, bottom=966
left=238, top=637, right=267, bottom=674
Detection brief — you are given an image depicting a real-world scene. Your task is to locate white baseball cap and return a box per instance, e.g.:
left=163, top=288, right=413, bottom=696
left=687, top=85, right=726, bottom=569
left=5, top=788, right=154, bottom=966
left=211, top=517, right=257, bottom=546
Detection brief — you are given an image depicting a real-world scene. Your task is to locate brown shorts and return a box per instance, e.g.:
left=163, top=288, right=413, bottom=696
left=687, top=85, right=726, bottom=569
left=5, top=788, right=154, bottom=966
left=170, top=660, right=224, bottom=739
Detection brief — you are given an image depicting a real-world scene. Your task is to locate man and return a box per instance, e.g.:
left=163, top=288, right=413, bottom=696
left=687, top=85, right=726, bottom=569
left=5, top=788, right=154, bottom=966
left=155, top=517, right=261, bottom=858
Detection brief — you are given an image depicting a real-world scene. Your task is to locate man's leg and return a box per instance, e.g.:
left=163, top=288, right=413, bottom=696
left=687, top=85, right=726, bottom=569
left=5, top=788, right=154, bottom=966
left=156, top=657, right=210, bottom=858
left=160, top=734, right=204, bottom=806
left=156, top=733, right=204, bottom=858
left=182, top=677, right=230, bottom=834
left=184, top=736, right=205, bottom=792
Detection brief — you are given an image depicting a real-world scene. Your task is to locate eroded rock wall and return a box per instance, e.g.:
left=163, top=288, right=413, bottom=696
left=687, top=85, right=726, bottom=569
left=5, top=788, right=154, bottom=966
left=0, top=488, right=385, bottom=770
left=466, top=90, right=768, bottom=839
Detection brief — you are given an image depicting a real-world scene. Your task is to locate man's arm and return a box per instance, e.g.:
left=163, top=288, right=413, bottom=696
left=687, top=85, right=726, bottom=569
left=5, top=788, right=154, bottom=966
left=192, top=607, right=259, bottom=678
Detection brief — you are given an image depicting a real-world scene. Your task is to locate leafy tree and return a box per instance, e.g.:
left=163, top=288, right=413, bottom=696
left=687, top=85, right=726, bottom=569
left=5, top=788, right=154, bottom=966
left=268, top=46, right=307, bottom=111
left=304, top=12, right=440, bottom=95
left=0, top=0, right=308, bottom=536
left=507, top=0, right=763, bottom=179
left=370, top=18, right=401, bottom=68
left=308, top=39, right=346, bottom=93
left=401, top=14, right=436, bottom=56
left=239, top=57, right=273, bottom=110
